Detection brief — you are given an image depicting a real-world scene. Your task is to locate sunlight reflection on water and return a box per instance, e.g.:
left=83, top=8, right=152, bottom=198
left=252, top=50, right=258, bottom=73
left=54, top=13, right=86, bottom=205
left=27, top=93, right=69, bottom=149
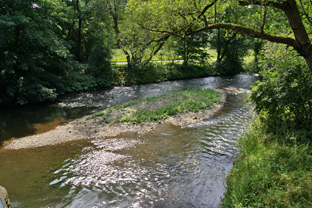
left=0, top=74, right=258, bottom=208
left=49, top=91, right=254, bottom=207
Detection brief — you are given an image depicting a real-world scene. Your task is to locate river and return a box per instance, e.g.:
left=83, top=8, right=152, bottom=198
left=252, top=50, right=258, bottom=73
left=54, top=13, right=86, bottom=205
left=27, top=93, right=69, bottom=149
left=0, top=74, right=257, bottom=208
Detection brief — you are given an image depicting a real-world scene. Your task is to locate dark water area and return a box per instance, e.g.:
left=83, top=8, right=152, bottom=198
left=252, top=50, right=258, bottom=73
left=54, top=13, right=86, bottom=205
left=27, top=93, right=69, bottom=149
left=0, top=105, right=94, bottom=145
left=0, top=74, right=258, bottom=207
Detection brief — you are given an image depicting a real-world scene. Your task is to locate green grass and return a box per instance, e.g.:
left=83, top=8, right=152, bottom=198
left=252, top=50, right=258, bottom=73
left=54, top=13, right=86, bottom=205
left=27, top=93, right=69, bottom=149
left=111, top=49, right=127, bottom=62
left=88, top=88, right=222, bottom=124
left=111, top=48, right=218, bottom=62
left=220, top=119, right=312, bottom=208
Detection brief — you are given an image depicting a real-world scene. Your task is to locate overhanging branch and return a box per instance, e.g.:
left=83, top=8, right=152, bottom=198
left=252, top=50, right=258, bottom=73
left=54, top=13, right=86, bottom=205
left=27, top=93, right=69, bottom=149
left=194, top=23, right=296, bottom=47
left=238, top=0, right=287, bottom=9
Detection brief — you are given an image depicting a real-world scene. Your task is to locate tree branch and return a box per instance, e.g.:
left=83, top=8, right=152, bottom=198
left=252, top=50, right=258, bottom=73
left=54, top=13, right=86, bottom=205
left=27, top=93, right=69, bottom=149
left=260, top=6, right=267, bottom=33
left=299, top=0, right=312, bottom=25
left=194, top=23, right=296, bottom=47
left=198, top=0, right=218, bottom=19
left=238, top=0, right=287, bottom=9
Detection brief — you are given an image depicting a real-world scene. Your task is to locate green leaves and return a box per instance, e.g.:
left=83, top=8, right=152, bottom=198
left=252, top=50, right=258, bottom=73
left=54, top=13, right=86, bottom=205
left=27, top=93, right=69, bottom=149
left=127, top=0, right=208, bottom=36
left=0, top=0, right=77, bottom=105
left=221, top=121, right=312, bottom=207
left=249, top=42, right=312, bottom=133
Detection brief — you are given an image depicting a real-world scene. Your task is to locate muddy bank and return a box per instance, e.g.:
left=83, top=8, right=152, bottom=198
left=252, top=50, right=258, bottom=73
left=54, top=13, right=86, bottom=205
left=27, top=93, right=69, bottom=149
left=3, top=90, right=227, bottom=150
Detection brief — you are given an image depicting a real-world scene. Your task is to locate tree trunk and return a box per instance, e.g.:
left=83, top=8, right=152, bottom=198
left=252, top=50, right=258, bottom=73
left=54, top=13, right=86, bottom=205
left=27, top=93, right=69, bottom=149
left=76, top=0, right=82, bottom=62
left=304, top=53, right=312, bottom=72
left=113, top=16, right=120, bottom=48
left=283, top=0, right=312, bottom=72
left=77, top=17, right=82, bottom=62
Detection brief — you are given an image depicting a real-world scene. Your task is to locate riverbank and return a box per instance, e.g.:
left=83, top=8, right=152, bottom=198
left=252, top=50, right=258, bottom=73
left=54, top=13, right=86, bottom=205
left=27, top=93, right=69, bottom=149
left=3, top=88, right=226, bottom=150
left=220, top=120, right=312, bottom=207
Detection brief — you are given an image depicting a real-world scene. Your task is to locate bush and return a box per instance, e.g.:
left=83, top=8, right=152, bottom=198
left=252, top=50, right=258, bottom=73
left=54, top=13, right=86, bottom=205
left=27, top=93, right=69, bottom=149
left=123, top=62, right=215, bottom=85
left=221, top=42, right=312, bottom=208
left=248, top=43, right=312, bottom=138
left=215, top=57, right=243, bottom=75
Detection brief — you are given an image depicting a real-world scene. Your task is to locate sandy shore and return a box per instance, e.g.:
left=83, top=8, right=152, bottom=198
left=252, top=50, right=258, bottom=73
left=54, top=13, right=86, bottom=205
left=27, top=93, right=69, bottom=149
left=4, top=90, right=227, bottom=150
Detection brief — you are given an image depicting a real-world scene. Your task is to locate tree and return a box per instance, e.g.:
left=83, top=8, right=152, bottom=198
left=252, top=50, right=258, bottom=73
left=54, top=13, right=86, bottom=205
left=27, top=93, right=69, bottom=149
left=249, top=42, right=312, bottom=133
left=101, top=0, right=169, bottom=69
left=175, top=32, right=210, bottom=67
left=209, top=29, right=250, bottom=74
left=0, top=0, right=78, bottom=105
left=127, top=0, right=312, bottom=73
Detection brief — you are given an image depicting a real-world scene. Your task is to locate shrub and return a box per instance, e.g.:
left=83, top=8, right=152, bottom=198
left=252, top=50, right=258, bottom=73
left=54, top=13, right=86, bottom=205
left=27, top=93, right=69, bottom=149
left=248, top=43, right=312, bottom=138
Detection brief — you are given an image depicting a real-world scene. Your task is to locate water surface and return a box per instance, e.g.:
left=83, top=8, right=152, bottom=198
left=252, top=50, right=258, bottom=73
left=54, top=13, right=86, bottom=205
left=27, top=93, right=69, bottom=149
left=0, top=75, right=257, bottom=207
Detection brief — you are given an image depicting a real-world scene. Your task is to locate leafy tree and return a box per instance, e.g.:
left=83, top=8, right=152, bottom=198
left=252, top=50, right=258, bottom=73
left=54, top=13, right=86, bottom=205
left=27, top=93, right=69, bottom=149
left=54, top=0, right=114, bottom=63
left=101, top=0, right=169, bottom=69
left=249, top=42, right=312, bottom=134
left=209, top=29, right=250, bottom=74
left=174, top=32, right=210, bottom=67
left=82, top=0, right=114, bottom=81
left=127, top=0, right=312, bottom=73
left=87, top=44, right=112, bottom=81
left=0, top=0, right=77, bottom=105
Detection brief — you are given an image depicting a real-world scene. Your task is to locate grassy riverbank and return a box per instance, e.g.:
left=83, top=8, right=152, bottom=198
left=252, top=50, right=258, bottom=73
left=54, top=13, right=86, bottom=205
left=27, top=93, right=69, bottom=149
left=220, top=119, right=312, bottom=207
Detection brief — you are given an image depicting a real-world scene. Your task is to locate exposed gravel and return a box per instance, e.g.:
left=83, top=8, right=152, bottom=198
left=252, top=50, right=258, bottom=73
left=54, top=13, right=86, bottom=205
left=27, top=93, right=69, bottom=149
left=4, top=90, right=226, bottom=150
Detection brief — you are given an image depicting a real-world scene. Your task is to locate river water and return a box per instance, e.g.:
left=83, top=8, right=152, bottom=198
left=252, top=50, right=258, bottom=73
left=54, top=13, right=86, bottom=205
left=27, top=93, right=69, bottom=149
left=0, top=74, right=257, bottom=208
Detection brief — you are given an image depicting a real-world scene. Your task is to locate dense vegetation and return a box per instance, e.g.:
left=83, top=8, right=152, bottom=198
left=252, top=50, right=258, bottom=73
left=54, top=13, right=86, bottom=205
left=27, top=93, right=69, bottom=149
left=1, top=0, right=256, bottom=106
left=220, top=42, right=312, bottom=207
left=2, top=0, right=312, bottom=206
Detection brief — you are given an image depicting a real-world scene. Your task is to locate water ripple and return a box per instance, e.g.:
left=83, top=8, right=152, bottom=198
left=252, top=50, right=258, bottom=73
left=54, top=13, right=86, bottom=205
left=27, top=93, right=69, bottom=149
left=49, top=87, right=255, bottom=207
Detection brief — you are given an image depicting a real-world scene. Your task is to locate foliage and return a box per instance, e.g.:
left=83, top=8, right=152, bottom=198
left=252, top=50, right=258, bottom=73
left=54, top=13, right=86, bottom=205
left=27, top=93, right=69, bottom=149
left=221, top=32, right=312, bottom=208
left=127, top=0, right=312, bottom=73
left=0, top=0, right=116, bottom=105
left=0, top=0, right=78, bottom=105
left=113, top=62, right=216, bottom=86
left=174, top=32, right=210, bottom=66
left=87, top=88, right=222, bottom=124
left=249, top=43, right=312, bottom=135
left=127, top=0, right=209, bottom=37
left=220, top=120, right=312, bottom=208
left=119, top=7, right=169, bottom=69
left=57, top=0, right=114, bottom=62
left=0, top=0, right=264, bottom=106
left=210, top=30, right=250, bottom=75
left=82, top=0, right=116, bottom=60
left=87, top=44, right=112, bottom=79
